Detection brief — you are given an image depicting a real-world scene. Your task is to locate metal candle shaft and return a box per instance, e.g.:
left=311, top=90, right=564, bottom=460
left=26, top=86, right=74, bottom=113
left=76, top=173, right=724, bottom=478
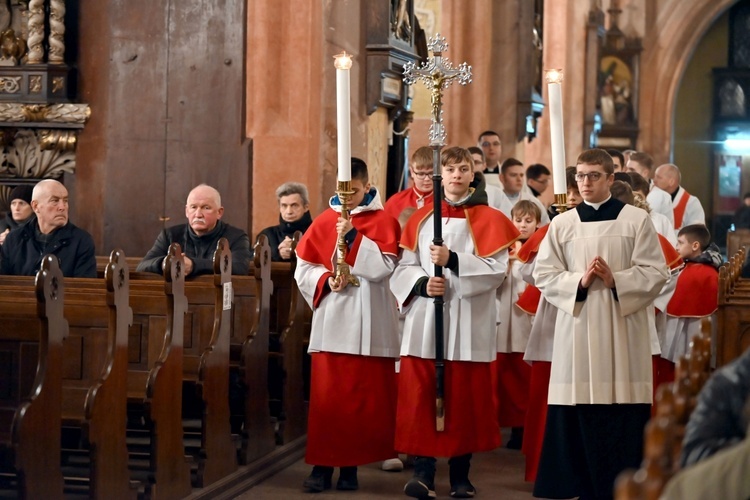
left=403, top=34, right=471, bottom=432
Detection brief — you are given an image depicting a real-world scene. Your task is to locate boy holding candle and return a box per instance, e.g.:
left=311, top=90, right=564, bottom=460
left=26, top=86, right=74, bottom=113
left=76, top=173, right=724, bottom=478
left=294, top=158, right=402, bottom=493
left=391, top=146, right=519, bottom=499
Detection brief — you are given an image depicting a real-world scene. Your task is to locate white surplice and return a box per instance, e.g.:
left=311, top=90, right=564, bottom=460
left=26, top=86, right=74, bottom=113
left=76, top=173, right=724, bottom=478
left=533, top=203, right=669, bottom=405
left=390, top=216, right=509, bottom=362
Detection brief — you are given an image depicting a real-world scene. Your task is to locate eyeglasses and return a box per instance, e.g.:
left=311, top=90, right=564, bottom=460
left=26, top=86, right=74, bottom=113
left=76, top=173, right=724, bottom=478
left=411, top=170, right=431, bottom=179
left=575, top=172, right=608, bottom=182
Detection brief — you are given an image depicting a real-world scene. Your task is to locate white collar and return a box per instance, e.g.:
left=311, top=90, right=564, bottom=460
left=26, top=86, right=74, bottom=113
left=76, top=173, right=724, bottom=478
left=583, top=194, right=612, bottom=210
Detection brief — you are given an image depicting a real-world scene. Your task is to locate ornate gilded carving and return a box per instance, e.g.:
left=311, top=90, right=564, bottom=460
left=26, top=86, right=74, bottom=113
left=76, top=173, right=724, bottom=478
left=29, top=74, right=40, bottom=92
left=51, top=75, right=63, bottom=92
left=26, top=0, right=44, bottom=64
left=39, top=128, right=76, bottom=152
left=0, top=102, right=90, bottom=123
left=0, top=129, right=76, bottom=179
left=0, top=29, right=26, bottom=66
left=48, top=0, right=65, bottom=64
left=0, top=75, right=19, bottom=92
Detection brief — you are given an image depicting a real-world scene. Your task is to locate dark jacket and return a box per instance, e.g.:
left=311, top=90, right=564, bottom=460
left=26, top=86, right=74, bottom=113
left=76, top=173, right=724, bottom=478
left=0, top=213, right=32, bottom=234
left=0, top=217, right=96, bottom=277
left=258, top=211, right=313, bottom=261
left=136, top=220, right=251, bottom=276
left=681, top=346, right=750, bottom=467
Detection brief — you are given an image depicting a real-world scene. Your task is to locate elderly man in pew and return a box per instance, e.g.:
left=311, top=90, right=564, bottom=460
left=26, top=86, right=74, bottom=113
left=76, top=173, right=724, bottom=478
left=0, top=179, right=96, bottom=277
left=137, top=183, right=252, bottom=276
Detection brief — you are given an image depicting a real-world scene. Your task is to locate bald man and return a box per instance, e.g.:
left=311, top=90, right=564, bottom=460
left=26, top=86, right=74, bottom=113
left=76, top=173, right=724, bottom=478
left=653, top=163, right=706, bottom=234
left=137, top=184, right=251, bottom=276
left=0, top=179, right=96, bottom=277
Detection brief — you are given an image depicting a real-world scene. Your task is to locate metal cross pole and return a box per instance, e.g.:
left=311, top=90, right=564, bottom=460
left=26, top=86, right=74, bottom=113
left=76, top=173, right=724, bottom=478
left=403, top=34, right=471, bottom=432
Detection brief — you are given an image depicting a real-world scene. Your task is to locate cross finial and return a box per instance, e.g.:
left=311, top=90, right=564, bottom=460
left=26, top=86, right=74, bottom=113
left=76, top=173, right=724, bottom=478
left=403, top=33, right=472, bottom=146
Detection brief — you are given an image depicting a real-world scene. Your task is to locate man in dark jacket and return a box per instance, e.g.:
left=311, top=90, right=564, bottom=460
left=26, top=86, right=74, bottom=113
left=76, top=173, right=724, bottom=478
left=0, top=179, right=96, bottom=277
left=137, top=184, right=251, bottom=276
left=258, top=182, right=313, bottom=261
left=681, top=345, right=750, bottom=467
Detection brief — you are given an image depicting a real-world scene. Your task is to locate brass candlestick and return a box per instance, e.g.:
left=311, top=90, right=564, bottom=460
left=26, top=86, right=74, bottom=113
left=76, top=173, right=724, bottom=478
left=554, top=193, right=568, bottom=213
left=334, top=180, right=360, bottom=287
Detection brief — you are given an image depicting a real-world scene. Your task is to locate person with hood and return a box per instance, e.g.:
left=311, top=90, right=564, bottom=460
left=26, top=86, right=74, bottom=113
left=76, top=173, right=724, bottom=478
left=258, top=182, right=313, bottom=261
left=294, top=157, right=402, bottom=493
left=391, top=146, right=519, bottom=499
left=0, top=184, right=35, bottom=245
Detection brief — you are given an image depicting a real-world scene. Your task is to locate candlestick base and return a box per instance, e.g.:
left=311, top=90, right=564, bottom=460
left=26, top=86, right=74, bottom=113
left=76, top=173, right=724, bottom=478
left=553, top=193, right=569, bottom=214
left=335, top=181, right=360, bottom=287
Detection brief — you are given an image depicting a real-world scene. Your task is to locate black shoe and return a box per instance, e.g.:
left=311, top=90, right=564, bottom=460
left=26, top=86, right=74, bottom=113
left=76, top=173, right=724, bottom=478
left=506, top=426, right=524, bottom=450
left=450, top=480, right=476, bottom=498
left=404, top=456, right=436, bottom=499
left=448, top=454, right=474, bottom=498
left=303, top=465, right=333, bottom=493
left=337, top=466, right=359, bottom=491
left=404, top=477, right=436, bottom=499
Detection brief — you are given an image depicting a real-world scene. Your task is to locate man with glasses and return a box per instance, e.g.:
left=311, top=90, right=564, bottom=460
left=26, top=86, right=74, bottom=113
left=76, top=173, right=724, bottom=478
left=532, top=149, right=668, bottom=500
left=477, top=130, right=503, bottom=188
left=384, top=146, right=435, bottom=221
left=526, top=163, right=551, bottom=198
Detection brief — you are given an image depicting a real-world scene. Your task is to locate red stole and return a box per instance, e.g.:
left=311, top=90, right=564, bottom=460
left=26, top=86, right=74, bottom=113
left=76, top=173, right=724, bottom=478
left=659, top=234, right=683, bottom=270
left=514, top=225, right=550, bottom=315
left=296, top=207, right=401, bottom=272
left=673, top=189, right=691, bottom=229
left=666, top=262, right=719, bottom=317
left=400, top=201, right=520, bottom=258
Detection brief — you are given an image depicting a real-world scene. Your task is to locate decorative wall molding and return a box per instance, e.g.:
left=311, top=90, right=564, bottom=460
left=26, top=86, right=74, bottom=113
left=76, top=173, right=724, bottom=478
left=0, top=103, right=90, bottom=125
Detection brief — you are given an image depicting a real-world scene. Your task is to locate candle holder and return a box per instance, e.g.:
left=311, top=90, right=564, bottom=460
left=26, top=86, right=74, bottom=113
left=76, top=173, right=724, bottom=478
left=334, top=180, right=360, bottom=287
left=553, top=193, right=569, bottom=214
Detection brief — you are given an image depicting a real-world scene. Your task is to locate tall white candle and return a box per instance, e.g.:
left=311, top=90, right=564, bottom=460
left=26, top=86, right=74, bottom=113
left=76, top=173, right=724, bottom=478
left=334, top=52, right=353, bottom=182
left=545, top=69, right=566, bottom=195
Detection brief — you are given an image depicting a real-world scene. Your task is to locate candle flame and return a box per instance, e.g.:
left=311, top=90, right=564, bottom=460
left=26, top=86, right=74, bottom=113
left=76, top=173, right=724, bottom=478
left=544, top=69, right=563, bottom=84
left=334, top=51, right=353, bottom=70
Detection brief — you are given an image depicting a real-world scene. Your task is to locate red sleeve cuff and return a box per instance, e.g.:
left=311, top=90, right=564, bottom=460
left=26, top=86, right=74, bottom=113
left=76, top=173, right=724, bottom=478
left=313, top=272, right=334, bottom=309
left=344, top=231, right=363, bottom=267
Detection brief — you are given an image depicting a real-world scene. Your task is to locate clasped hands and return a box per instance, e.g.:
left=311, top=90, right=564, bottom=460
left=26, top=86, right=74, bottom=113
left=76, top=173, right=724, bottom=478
left=580, top=256, right=615, bottom=289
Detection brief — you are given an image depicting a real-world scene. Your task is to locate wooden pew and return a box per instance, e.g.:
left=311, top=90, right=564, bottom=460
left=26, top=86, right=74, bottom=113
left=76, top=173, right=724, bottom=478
left=237, top=235, right=275, bottom=464
left=275, top=233, right=311, bottom=444
left=615, top=319, right=713, bottom=499
left=193, top=238, right=238, bottom=486
left=716, top=246, right=750, bottom=367
left=136, top=244, right=193, bottom=499
left=0, top=255, right=66, bottom=499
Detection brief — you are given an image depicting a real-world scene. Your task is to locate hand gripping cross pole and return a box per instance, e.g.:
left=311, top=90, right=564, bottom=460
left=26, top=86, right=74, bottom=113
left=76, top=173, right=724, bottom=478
left=403, top=34, right=471, bottom=431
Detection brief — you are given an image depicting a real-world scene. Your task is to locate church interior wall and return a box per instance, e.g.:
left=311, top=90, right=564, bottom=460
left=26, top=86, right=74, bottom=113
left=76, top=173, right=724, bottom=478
left=673, top=11, right=729, bottom=224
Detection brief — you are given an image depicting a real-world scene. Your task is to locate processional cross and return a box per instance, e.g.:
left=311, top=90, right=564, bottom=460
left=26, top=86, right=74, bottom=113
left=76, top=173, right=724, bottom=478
left=403, top=34, right=471, bottom=431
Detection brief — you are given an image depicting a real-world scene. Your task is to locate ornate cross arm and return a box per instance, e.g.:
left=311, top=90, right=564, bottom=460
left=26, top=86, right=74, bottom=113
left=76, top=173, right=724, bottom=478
left=403, top=34, right=472, bottom=146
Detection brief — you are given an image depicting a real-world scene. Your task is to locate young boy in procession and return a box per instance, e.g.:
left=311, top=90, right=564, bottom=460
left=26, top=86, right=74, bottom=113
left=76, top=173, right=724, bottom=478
left=658, top=224, right=721, bottom=379
left=390, top=146, right=519, bottom=499
left=519, top=166, right=580, bottom=482
left=294, top=158, right=402, bottom=493
left=532, top=149, right=669, bottom=499
left=495, top=200, right=542, bottom=450
left=385, top=146, right=435, bottom=220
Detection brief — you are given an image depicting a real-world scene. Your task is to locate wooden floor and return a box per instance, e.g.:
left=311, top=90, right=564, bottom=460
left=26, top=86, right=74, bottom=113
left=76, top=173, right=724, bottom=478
left=238, top=433, right=535, bottom=499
